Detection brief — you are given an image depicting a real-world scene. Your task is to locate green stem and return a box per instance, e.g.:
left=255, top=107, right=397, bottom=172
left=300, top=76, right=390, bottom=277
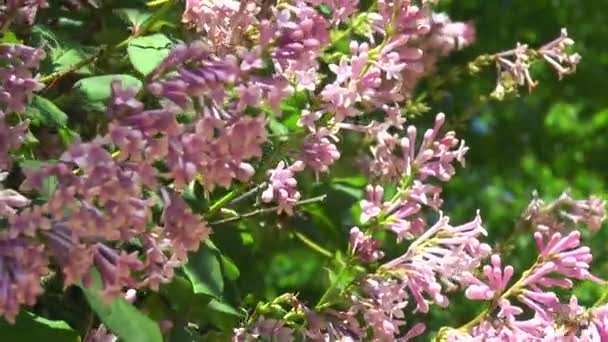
left=147, top=0, right=170, bottom=6
left=40, top=49, right=104, bottom=85
left=206, top=187, right=243, bottom=217
left=209, top=195, right=327, bottom=225
left=293, top=231, right=333, bottom=258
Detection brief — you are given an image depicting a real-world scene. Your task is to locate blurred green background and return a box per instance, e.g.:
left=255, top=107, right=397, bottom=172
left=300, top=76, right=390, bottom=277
left=211, top=0, right=608, bottom=338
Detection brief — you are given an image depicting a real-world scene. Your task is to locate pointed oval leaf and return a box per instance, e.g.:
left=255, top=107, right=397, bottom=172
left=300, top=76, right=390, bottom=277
left=81, top=271, right=162, bottom=342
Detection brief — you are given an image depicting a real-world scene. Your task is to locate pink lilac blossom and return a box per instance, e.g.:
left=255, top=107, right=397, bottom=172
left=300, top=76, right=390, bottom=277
left=182, top=0, right=259, bottom=53
left=381, top=213, right=490, bottom=312
left=355, top=113, right=466, bottom=239
left=262, top=161, right=305, bottom=215
left=365, top=113, right=468, bottom=182
left=0, top=44, right=45, bottom=115
left=0, top=72, right=218, bottom=314
left=263, top=2, right=329, bottom=91
left=300, top=129, right=340, bottom=176
left=349, top=226, right=384, bottom=263
left=342, top=213, right=488, bottom=340
left=401, top=13, right=476, bottom=93
left=492, top=28, right=580, bottom=97
left=453, top=231, right=602, bottom=340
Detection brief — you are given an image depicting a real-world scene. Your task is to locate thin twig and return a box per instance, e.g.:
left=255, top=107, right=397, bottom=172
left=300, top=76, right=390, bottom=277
left=227, top=182, right=267, bottom=207
left=209, top=195, right=327, bottom=225
left=293, top=231, right=333, bottom=258
left=40, top=49, right=103, bottom=86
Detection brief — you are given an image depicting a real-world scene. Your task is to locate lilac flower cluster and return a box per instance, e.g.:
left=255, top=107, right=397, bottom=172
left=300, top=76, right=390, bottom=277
left=0, top=0, right=600, bottom=340
left=0, top=0, right=48, bottom=28
left=0, top=44, right=45, bottom=167
left=356, top=113, right=467, bottom=240
left=492, top=28, right=581, bottom=98
left=446, top=230, right=604, bottom=340
left=182, top=0, right=259, bottom=53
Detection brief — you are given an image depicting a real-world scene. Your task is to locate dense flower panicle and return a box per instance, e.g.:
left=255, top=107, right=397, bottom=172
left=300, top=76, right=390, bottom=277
left=523, top=191, right=606, bottom=234
left=0, top=236, right=48, bottom=323
left=0, top=44, right=44, bottom=168
left=262, top=2, right=329, bottom=91
left=454, top=230, right=601, bottom=341
left=169, top=114, right=266, bottom=190
left=182, top=0, right=259, bottom=52
left=2, top=77, right=214, bottom=311
left=262, top=161, right=305, bottom=215
left=381, top=213, right=490, bottom=310
left=0, top=44, right=45, bottom=115
left=352, top=276, right=409, bottom=339
left=366, top=113, right=468, bottom=183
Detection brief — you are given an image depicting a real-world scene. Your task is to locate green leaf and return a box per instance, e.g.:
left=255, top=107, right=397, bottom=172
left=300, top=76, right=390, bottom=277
left=0, top=311, right=79, bottom=342
left=114, top=8, right=152, bottom=30
left=268, top=117, right=289, bottom=136
left=81, top=271, right=162, bottom=342
left=28, top=95, right=68, bottom=128
left=53, top=49, right=94, bottom=76
left=219, top=255, right=240, bottom=281
left=41, top=175, right=58, bottom=201
left=1, top=31, right=21, bottom=44
left=169, top=325, right=204, bottom=342
left=127, top=34, right=173, bottom=76
left=184, top=243, right=224, bottom=298
left=158, top=275, right=212, bottom=313
left=73, top=75, right=142, bottom=111
left=195, top=299, right=242, bottom=331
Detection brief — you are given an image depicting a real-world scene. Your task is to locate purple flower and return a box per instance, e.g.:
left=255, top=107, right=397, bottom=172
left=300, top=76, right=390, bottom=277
left=300, top=130, right=340, bottom=176
left=262, top=161, right=305, bottom=215
left=182, top=0, right=259, bottom=53
left=0, top=44, right=45, bottom=115
left=147, top=41, right=239, bottom=109
left=0, top=235, right=48, bottom=323
left=349, top=227, right=384, bottom=263
left=160, top=189, right=211, bottom=259
left=463, top=254, right=513, bottom=301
